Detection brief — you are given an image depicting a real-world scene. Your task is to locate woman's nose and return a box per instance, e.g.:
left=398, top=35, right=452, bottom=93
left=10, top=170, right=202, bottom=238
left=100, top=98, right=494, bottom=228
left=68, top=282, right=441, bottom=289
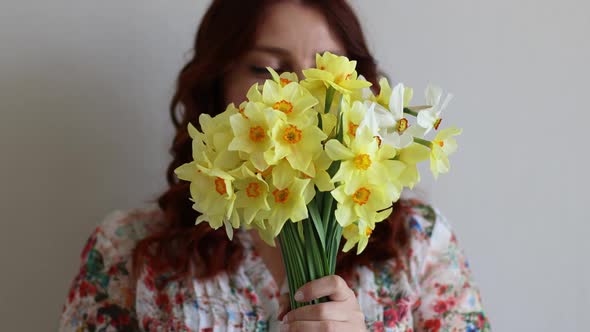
left=293, top=58, right=316, bottom=79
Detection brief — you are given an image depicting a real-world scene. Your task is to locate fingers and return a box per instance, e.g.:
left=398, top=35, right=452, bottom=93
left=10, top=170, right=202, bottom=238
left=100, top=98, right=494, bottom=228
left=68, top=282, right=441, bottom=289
left=283, top=301, right=363, bottom=322
left=280, top=320, right=364, bottom=332
left=293, top=275, right=355, bottom=303
left=277, top=293, right=291, bottom=321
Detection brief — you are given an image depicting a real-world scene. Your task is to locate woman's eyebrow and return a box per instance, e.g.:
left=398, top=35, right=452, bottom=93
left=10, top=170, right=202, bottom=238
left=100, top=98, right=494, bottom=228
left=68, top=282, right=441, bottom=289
left=251, top=45, right=291, bottom=57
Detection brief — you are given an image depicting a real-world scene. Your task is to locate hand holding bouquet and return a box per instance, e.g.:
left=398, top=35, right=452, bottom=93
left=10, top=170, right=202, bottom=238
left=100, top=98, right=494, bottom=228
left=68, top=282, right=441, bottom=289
left=175, top=52, right=461, bottom=309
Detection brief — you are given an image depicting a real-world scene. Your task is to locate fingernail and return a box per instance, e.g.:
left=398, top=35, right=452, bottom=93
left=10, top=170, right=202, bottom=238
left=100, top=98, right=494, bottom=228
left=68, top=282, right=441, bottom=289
left=294, top=290, right=303, bottom=302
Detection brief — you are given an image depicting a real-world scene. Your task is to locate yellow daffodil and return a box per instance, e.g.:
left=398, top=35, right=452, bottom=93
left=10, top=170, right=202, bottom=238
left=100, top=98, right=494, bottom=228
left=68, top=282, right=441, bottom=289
left=306, top=151, right=334, bottom=192
left=396, top=143, right=430, bottom=189
left=245, top=83, right=263, bottom=103
left=196, top=104, right=242, bottom=170
left=230, top=165, right=270, bottom=225
left=228, top=101, right=280, bottom=171
left=325, top=126, right=405, bottom=194
left=331, top=182, right=394, bottom=228
left=264, top=115, right=327, bottom=175
left=428, top=127, right=462, bottom=178
left=349, top=74, right=375, bottom=103
left=267, top=67, right=299, bottom=86
left=261, top=78, right=318, bottom=122
left=302, top=52, right=372, bottom=95
left=373, top=77, right=413, bottom=109
left=341, top=100, right=368, bottom=144
left=259, top=176, right=312, bottom=238
left=342, top=219, right=375, bottom=254
left=175, top=163, right=239, bottom=239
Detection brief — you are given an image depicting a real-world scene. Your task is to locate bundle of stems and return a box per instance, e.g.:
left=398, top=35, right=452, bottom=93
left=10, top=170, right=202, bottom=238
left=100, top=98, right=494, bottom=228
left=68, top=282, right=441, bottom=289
left=277, top=87, right=343, bottom=309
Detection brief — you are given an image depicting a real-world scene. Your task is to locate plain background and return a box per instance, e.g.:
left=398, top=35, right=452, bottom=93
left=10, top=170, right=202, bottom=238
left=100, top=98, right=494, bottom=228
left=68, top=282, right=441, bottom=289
left=1, top=0, right=588, bottom=330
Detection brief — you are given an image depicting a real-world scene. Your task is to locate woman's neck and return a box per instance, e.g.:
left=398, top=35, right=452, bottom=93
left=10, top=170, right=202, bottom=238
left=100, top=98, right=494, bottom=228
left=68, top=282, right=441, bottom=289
left=248, top=229, right=286, bottom=290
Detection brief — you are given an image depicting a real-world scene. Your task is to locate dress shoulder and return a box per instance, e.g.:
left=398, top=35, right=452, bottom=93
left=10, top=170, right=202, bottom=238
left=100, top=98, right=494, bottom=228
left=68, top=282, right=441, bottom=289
left=400, top=199, right=491, bottom=331
left=91, top=205, right=165, bottom=260
left=58, top=204, right=165, bottom=332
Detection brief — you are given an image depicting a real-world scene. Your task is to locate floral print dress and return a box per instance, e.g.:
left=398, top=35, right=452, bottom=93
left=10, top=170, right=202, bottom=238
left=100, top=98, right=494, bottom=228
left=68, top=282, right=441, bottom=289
left=59, top=201, right=490, bottom=331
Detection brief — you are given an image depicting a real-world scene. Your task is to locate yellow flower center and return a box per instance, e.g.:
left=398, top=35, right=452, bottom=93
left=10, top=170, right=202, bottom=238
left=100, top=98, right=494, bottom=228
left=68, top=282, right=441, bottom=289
left=273, top=100, right=294, bottom=114
left=246, top=182, right=261, bottom=198
left=434, top=118, right=442, bottom=130
left=249, top=126, right=266, bottom=142
left=282, top=125, right=302, bottom=144
left=352, top=187, right=371, bottom=205
left=214, top=177, right=227, bottom=195
left=434, top=140, right=444, bottom=148
left=280, top=78, right=292, bottom=87
left=353, top=154, right=372, bottom=170
left=348, top=122, right=359, bottom=137
left=365, top=227, right=373, bottom=236
left=397, top=118, right=409, bottom=133
left=272, top=188, right=290, bottom=204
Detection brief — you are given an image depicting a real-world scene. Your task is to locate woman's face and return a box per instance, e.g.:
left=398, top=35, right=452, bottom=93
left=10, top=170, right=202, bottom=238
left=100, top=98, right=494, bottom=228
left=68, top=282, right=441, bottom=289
left=224, top=2, right=345, bottom=105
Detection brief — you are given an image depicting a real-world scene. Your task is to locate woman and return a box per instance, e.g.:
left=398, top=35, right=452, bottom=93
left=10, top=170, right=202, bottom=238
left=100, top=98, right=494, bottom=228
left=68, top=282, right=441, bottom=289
left=59, top=0, right=490, bottom=331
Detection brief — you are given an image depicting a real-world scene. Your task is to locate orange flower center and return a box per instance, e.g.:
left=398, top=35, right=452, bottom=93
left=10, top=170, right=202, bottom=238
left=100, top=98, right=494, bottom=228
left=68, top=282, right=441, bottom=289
left=335, top=73, right=352, bottom=83
left=434, top=118, right=442, bottom=130
left=282, top=125, right=302, bottom=144
left=348, top=122, right=359, bottom=137
left=352, top=187, right=371, bottom=205
left=239, top=107, right=248, bottom=119
left=435, top=140, right=444, bottom=147
left=257, top=166, right=273, bottom=178
left=273, top=100, right=294, bottom=114
left=249, top=126, right=266, bottom=142
left=300, top=171, right=313, bottom=179
left=397, top=118, right=409, bottom=133
left=272, top=188, right=290, bottom=203
left=280, top=78, right=292, bottom=87
left=374, top=136, right=382, bottom=147
left=246, top=182, right=261, bottom=198
left=353, top=154, right=372, bottom=170
left=214, top=177, right=227, bottom=195
left=365, top=227, right=373, bottom=236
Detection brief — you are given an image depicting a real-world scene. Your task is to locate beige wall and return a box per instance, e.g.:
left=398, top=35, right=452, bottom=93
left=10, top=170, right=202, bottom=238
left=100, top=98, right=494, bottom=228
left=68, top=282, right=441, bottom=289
left=1, top=0, right=588, bottom=330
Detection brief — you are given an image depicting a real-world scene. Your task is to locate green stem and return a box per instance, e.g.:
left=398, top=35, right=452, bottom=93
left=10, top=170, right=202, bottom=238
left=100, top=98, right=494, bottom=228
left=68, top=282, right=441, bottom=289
left=413, top=137, right=433, bottom=149
left=280, top=222, right=307, bottom=309
left=403, top=107, right=418, bottom=117
left=324, top=87, right=336, bottom=114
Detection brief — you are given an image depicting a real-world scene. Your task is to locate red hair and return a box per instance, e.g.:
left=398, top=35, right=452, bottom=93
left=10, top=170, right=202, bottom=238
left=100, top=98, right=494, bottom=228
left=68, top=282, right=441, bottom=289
left=133, top=0, right=411, bottom=284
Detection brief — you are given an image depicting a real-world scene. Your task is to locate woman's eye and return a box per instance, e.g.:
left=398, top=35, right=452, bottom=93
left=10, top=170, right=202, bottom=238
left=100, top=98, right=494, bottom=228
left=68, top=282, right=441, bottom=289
left=249, top=65, right=283, bottom=75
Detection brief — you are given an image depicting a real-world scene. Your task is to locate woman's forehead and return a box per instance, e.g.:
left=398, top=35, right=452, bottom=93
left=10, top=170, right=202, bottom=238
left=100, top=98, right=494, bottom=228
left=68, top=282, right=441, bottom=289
left=253, top=2, right=345, bottom=59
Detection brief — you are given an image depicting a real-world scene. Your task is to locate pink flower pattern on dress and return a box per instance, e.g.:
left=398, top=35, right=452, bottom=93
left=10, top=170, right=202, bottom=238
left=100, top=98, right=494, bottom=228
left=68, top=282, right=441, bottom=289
left=59, top=201, right=490, bottom=331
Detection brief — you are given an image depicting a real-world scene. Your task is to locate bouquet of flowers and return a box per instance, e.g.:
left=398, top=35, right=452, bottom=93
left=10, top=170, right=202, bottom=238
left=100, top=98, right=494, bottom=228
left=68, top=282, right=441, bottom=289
left=174, top=52, right=461, bottom=309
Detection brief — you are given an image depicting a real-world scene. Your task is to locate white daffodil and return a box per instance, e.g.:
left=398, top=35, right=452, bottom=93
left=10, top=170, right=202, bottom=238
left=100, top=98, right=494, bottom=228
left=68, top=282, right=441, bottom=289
left=417, top=84, right=453, bottom=135
left=359, top=99, right=422, bottom=149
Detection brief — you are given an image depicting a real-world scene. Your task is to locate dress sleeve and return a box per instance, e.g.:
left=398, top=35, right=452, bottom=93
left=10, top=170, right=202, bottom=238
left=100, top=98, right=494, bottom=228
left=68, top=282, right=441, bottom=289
left=412, top=212, right=491, bottom=332
left=59, top=211, right=140, bottom=332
